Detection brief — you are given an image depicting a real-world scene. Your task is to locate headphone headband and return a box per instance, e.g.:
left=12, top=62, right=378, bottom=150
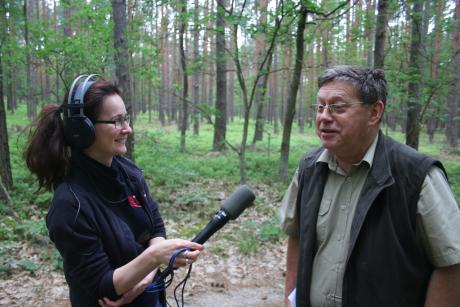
left=66, top=74, right=101, bottom=118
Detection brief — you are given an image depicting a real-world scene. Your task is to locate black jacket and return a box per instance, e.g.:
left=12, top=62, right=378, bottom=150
left=47, top=152, right=166, bottom=306
left=295, top=131, right=445, bottom=307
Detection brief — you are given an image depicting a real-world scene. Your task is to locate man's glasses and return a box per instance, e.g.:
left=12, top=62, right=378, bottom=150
left=94, top=114, right=130, bottom=129
left=311, top=102, right=364, bottom=115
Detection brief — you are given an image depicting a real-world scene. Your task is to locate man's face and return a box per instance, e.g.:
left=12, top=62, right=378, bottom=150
left=315, top=80, right=377, bottom=162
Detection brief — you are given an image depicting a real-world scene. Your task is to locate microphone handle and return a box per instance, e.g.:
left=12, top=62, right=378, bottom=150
left=154, top=210, right=230, bottom=283
left=192, top=210, right=229, bottom=244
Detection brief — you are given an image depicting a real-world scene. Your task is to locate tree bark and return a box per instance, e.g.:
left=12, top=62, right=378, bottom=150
left=111, top=0, right=134, bottom=159
left=406, top=0, right=424, bottom=150
left=270, top=47, right=279, bottom=134
left=427, top=0, right=444, bottom=143
left=365, top=0, right=376, bottom=67
left=24, top=0, right=37, bottom=119
left=446, top=0, right=460, bottom=148
left=4, top=2, right=17, bottom=112
left=179, top=0, right=188, bottom=152
left=0, top=0, right=13, bottom=196
left=278, top=3, right=308, bottom=181
left=192, top=0, right=200, bottom=135
left=213, top=0, right=227, bottom=151
left=373, top=0, right=389, bottom=69
left=252, top=0, right=269, bottom=144
left=280, top=33, right=292, bottom=124
left=159, top=4, right=169, bottom=126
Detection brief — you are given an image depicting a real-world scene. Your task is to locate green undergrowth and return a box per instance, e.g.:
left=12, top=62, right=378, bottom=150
left=1, top=108, right=460, bottom=262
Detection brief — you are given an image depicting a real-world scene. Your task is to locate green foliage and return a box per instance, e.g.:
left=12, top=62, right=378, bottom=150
left=176, top=222, right=207, bottom=239
left=443, top=161, right=460, bottom=203
left=3, top=103, right=460, bottom=271
left=52, top=250, right=64, bottom=271
left=259, top=220, right=285, bottom=243
left=19, top=259, right=39, bottom=273
left=0, top=241, right=18, bottom=275
left=236, top=221, right=259, bottom=255
left=14, top=220, right=48, bottom=242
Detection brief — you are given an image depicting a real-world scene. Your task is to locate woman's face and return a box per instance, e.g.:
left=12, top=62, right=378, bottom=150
left=84, top=94, right=132, bottom=166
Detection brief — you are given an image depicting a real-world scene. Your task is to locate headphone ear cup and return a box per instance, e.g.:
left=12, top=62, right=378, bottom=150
left=64, top=116, right=95, bottom=149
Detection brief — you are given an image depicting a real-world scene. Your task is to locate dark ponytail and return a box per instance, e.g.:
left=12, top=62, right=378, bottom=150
left=24, top=104, right=70, bottom=192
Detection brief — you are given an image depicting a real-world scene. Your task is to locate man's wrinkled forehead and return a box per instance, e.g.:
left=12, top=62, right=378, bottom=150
left=317, top=80, right=359, bottom=102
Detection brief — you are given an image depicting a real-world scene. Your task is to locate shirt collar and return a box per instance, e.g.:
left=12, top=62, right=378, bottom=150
left=316, top=133, right=379, bottom=172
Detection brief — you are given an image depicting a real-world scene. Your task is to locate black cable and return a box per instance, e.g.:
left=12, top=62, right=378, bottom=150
left=145, top=248, right=194, bottom=307
left=173, top=263, right=193, bottom=307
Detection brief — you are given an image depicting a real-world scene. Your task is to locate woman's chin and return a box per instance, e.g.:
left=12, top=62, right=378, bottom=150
left=115, top=146, right=127, bottom=156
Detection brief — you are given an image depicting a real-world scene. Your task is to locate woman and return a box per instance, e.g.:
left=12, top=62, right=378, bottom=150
left=25, top=75, right=203, bottom=306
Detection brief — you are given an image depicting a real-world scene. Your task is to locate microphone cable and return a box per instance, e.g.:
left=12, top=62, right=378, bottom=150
left=173, top=261, right=193, bottom=307
left=145, top=247, right=194, bottom=307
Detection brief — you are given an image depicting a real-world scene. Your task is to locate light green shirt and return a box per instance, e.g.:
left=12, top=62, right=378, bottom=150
left=279, top=135, right=460, bottom=307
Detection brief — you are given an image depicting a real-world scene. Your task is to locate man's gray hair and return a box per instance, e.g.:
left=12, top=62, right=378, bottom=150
left=318, top=65, right=387, bottom=105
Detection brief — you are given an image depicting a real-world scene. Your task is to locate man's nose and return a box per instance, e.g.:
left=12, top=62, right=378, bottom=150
left=318, top=108, right=334, bottom=121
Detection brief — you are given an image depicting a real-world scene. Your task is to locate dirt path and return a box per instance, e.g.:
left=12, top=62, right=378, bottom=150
left=0, top=241, right=286, bottom=306
left=0, top=182, right=287, bottom=306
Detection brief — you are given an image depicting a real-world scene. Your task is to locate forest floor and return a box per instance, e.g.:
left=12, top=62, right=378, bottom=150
left=0, top=181, right=287, bottom=306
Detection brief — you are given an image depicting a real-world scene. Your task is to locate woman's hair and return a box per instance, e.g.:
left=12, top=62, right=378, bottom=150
left=24, top=79, right=121, bottom=191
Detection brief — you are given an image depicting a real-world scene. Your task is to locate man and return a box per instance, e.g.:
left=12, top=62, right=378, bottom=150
left=280, top=65, right=460, bottom=307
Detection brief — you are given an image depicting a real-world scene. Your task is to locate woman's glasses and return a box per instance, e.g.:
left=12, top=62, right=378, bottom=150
left=94, top=114, right=130, bottom=129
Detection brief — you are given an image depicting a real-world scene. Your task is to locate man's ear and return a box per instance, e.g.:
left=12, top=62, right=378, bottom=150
left=369, top=100, right=385, bottom=125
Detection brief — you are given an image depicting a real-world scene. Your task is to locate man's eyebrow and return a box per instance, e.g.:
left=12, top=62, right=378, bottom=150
left=316, top=95, right=349, bottom=103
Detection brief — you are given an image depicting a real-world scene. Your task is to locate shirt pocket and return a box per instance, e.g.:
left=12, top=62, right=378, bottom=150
left=317, top=197, right=333, bottom=244
left=318, top=196, right=332, bottom=216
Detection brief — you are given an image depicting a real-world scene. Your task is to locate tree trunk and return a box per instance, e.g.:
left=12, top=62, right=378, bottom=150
left=0, top=1, right=13, bottom=196
left=207, top=0, right=215, bottom=119
left=192, top=0, right=200, bottom=135
left=111, top=0, right=133, bottom=159
left=306, top=41, right=316, bottom=127
left=405, top=0, right=424, bottom=150
left=298, top=76, right=305, bottom=133
left=3, top=1, right=16, bottom=112
left=213, top=0, right=227, bottom=151
left=24, top=0, right=37, bottom=119
left=159, top=4, right=169, bottom=126
left=365, top=0, right=376, bottom=67
left=227, top=30, right=235, bottom=123
left=270, top=47, right=279, bottom=134
left=446, top=0, right=460, bottom=148
left=278, top=3, right=308, bottom=181
left=280, top=34, right=292, bottom=124
left=252, top=0, right=269, bottom=144
left=179, top=0, right=188, bottom=152
left=427, top=0, right=444, bottom=143
left=373, top=0, right=389, bottom=69
left=171, top=22, right=179, bottom=125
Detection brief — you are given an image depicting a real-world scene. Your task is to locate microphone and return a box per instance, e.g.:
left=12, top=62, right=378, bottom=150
left=191, top=185, right=256, bottom=244
left=152, top=185, right=255, bottom=284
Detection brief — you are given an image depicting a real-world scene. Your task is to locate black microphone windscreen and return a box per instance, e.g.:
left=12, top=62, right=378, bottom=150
left=220, top=185, right=255, bottom=220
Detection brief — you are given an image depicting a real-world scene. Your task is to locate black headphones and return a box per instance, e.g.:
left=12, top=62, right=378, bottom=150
left=64, top=74, right=101, bottom=149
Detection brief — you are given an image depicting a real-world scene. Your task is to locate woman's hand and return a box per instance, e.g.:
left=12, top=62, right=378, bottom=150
left=98, top=269, right=157, bottom=306
left=148, top=238, right=204, bottom=268
left=111, top=238, right=203, bottom=297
